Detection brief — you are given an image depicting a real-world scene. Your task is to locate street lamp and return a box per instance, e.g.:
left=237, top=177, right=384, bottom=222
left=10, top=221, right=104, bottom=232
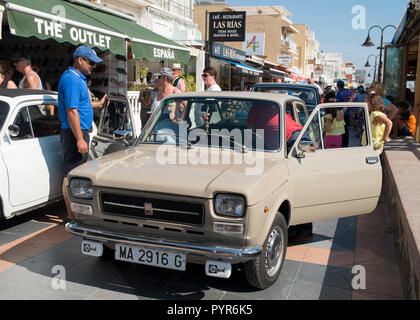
left=361, top=25, right=396, bottom=83
left=364, top=54, right=380, bottom=83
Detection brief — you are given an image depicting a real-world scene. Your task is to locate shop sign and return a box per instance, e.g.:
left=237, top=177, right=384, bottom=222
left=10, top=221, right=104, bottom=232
left=209, top=11, right=246, bottom=42
left=242, top=33, right=265, bottom=56
left=277, top=54, right=294, bottom=68
left=212, top=43, right=246, bottom=63
left=7, top=10, right=126, bottom=56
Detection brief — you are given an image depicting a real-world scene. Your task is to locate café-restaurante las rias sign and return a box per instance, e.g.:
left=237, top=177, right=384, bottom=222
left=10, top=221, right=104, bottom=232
left=209, top=11, right=246, bottom=42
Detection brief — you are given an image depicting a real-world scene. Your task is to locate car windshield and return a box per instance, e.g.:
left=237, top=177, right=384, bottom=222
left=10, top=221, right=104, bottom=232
left=0, top=101, right=10, bottom=132
left=253, top=86, right=317, bottom=105
left=138, top=97, right=282, bottom=152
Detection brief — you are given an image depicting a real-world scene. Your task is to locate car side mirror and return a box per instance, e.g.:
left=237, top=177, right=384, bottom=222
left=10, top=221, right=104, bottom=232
left=8, top=124, right=20, bottom=138
left=297, top=140, right=316, bottom=155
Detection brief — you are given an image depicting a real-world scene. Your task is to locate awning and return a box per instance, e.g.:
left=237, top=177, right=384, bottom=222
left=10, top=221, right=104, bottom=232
left=5, top=0, right=190, bottom=64
left=218, top=58, right=263, bottom=75
left=74, top=3, right=190, bottom=64
left=269, top=68, right=286, bottom=77
left=5, top=0, right=127, bottom=55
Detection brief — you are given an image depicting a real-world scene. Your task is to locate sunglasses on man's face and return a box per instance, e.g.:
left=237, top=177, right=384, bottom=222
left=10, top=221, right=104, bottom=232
left=83, top=58, right=96, bottom=66
left=201, top=73, right=211, bottom=78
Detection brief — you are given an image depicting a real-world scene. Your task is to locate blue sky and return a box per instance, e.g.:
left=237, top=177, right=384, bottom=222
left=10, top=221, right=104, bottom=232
left=225, top=0, right=408, bottom=80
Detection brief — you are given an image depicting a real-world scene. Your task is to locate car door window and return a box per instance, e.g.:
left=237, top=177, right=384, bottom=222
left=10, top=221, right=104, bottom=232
left=285, top=101, right=293, bottom=118
left=11, top=107, right=33, bottom=140
left=99, top=99, right=132, bottom=137
left=27, top=105, right=60, bottom=138
left=295, top=102, right=309, bottom=125
left=297, top=105, right=368, bottom=152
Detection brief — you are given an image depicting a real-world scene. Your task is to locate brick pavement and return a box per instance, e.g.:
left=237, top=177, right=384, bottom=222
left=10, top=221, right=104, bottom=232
left=0, top=199, right=405, bottom=300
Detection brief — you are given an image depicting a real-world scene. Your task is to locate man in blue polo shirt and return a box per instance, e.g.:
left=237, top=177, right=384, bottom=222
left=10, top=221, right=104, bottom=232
left=58, top=45, right=103, bottom=222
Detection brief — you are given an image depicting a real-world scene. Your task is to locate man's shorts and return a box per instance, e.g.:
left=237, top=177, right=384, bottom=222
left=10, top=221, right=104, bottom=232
left=60, top=128, right=90, bottom=177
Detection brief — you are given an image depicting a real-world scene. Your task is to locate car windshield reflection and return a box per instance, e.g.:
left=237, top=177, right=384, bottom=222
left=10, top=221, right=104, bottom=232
left=138, top=98, right=282, bottom=152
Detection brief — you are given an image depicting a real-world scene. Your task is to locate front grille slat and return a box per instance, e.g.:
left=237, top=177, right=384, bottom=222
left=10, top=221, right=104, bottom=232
left=100, top=193, right=204, bottom=226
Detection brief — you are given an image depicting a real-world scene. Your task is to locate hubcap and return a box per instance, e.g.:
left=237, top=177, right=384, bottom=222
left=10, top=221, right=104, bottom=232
left=265, top=226, right=284, bottom=277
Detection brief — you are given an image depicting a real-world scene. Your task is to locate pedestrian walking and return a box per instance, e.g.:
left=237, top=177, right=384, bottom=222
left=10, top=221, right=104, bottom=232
left=58, top=45, right=103, bottom=222
left=0, top=60, right=17, bottom=89
left=171, top=63, right=186, bottom=92
left=367, top=83, right=399, bottom=121
left=11, top=52, right=43, bottom=90
left=139, top=78, right=158, bottom=128
left=356, top=85, right=367, bottom=102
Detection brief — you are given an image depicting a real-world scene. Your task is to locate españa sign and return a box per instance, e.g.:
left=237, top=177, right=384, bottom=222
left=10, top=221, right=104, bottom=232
left=7, top=7, right=126, bottom=56
left=209, top=11, right=246, bottom=42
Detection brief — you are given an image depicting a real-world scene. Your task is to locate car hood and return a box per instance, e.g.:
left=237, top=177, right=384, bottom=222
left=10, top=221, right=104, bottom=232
left=70, top=144, right=288, bottom=205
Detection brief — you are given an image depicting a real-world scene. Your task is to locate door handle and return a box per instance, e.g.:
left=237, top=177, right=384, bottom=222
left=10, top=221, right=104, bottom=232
left=366, top=156, right=379, bottom=164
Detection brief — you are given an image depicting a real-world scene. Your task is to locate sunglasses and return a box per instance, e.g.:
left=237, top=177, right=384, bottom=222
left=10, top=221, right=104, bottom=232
left=201, top=73, right=212, bottom=78
left=83, top=58, right=96, bottom=66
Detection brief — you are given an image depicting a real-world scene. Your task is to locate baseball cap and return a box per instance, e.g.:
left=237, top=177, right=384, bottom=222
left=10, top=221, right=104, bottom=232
left=73, top=45, right=103, bottom=64
left=171, top=63, right=182, bottom=70
left=154, top=68, right=174, bottom=78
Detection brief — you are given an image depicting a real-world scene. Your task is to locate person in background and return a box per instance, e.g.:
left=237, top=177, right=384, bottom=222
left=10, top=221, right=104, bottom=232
left=356, top=85, right=367, bottom=102
left=202, top=67, right=221, bottom=92
left=0, top=60, right=17, bottom=88
left=58, top=45, right=103, bottom=222
left=392, top=101, right=417, bottom=138
left=324, top=107, right=346, bottom=149
left=324, top=91, right=337, bottom=103
left=150, top=68, right=180, bottom=116
left=368, top=83, right=399, bottom=121
left=11, top=52, right=43, bottom=90
left=171, top=63, right=186, bottom=92
left=139, top=78, right=158, bottom=128
left=361, top=93, right=393, bottom=154
left=336, top=80, right=357, bottom=148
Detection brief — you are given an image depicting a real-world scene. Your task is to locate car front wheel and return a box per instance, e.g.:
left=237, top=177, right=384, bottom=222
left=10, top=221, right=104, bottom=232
left=244, top=213, right=288, bottom=289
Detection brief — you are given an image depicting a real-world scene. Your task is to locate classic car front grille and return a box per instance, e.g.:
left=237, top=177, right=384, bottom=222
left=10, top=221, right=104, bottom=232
left=100, top=192, right=204, bottom=226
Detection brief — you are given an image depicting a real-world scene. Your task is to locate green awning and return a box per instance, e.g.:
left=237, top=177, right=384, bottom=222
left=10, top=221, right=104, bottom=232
left=5, top=0, right=190, bottom=64
left=71, top=3, right=190, bottom=64
left=5, top=0, right=127, bottom=55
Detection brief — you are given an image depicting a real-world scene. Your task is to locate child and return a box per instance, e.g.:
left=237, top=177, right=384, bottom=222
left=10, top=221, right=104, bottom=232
left=362, top=94, right=393, bottom=154
left=393, top=101, right=417, bottom=137
left=324, top=107, right=346, bottom=149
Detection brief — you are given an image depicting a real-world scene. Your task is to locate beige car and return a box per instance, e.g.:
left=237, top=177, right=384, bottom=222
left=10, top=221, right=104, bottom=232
left=65, top=92, right=381, bottom=289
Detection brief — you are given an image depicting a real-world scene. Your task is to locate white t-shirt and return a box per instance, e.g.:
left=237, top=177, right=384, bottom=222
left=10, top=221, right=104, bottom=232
left=206, top=83, right=221, bottom=92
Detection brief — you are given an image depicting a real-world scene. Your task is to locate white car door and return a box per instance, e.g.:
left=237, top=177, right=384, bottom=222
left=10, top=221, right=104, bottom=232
left=1, top=101, right=63, bottom=207
left=287, top=102, right=382, bottom=226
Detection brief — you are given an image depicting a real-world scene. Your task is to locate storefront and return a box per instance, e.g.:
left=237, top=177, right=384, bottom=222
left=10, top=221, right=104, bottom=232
left=387, top=3, right=420, bottom=140
left=210, top=43, right=262, bottom=91
left=1, top=0, right=190, bottom=94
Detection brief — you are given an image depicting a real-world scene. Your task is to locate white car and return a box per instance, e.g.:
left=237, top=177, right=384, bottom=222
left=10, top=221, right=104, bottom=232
left=0, top=89, right=100, bottom=226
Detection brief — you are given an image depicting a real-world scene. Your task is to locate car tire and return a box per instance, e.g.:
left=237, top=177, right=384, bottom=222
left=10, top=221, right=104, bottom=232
left=244, top=213, right=288, bottom=289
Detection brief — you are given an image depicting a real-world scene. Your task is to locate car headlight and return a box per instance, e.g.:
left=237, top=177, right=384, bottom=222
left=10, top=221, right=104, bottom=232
left=69, top=179, right=93, bottom=199
left=214, top=194, right=245, bottom=218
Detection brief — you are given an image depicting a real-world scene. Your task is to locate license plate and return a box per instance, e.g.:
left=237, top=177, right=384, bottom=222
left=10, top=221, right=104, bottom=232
left=115, top=244, right=186, bottom=271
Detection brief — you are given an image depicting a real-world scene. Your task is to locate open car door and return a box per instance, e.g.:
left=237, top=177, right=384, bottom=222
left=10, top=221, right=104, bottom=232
left=89, top=96, right=138, bottom=159
left=286, top=102, right=382, bottom=226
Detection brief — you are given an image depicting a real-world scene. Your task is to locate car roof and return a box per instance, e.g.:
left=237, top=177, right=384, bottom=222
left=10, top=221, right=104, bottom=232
left=0, top=88, right=57, bottom=98
left=163, top=91, right=301, bottom=104
left=252, top=83, right=319, bottom=90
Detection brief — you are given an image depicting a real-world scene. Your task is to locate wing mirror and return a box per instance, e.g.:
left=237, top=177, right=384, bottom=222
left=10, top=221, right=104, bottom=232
left=8, top=124, right=20, bottom=138
left=114, top=130, right=132, bottom=146
left=295, top=140, right=316, bottom=158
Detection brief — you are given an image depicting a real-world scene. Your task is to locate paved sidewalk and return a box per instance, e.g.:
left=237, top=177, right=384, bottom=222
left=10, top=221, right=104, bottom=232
left=0, top=199, right=405, bottom=300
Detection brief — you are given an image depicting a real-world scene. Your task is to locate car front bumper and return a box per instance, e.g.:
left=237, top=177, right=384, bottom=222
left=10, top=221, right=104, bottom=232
left=65, top=221, right=262, bottom=263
